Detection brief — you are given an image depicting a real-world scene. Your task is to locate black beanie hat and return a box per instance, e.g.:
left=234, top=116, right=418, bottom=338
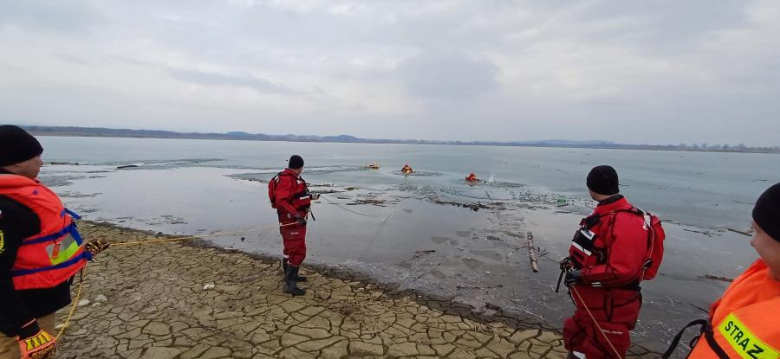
left=0, top=125, right=43, bottom=167
left=753, top=183, right=780, bottom=242
left=587, top=165, right=619, bottom=196
left=288, top=155, right=304, bottom=169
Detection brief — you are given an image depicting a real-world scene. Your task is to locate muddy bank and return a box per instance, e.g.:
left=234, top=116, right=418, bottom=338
left=56, top=222, right=660, bottom=358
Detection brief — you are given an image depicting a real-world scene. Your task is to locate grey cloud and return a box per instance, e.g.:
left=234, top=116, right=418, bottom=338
left=56, top=54, right=92, bottom=66
left=581, top=1, right=747, bottom=38
left=166, top=69, right=301, bottom=95
left=398, top=52, right=498, bottom=99
left=0, top=0, right=778, bottom=146
left=108, top=55, right=153, bottom=68
left=0, top=0, right=103, bottom=34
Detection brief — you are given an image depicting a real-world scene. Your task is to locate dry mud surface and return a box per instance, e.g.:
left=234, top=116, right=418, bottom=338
left=56, top=223, right=658, bottom=358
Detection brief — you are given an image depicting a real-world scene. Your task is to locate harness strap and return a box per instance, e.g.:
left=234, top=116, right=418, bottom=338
left=293, top=191, right=310, bottom=199
left=70, top=222, right=84, bottom=246
left=64, top=208, right=81, bottom=220
left=583, top=213, right=601, bottom=229
left=701, top=325, right=731, bottom=359
left=10, top=251, right=88, bottom=277
left=22, top=222, right=80, bottom=246
left=273, top=172, right=309, bottom=204
left=661, top=319, right=730, bottom=359
left=23, top=209, right=83, bottom=246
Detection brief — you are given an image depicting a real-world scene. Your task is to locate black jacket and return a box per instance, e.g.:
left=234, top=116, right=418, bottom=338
left=0, top=172, right=72, bottom=337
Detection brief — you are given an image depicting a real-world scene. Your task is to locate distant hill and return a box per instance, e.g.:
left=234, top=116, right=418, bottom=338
left=26, top=126, right=378, bottom=143
left=21, top=125, right=779, bottom=154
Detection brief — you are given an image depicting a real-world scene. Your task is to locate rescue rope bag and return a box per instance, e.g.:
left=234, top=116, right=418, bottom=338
left=621, top=207, right=665, bottom=281
left=268, top=172, right=285, bottom=209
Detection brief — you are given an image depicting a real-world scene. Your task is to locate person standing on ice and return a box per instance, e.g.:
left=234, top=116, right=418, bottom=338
left=268, top=155, right=318, bottom=296
left=561, top=165, right=665, bottom=358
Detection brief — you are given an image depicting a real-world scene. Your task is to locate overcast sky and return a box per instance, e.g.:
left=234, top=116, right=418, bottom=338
left=1, top=1, right=778, bottom=146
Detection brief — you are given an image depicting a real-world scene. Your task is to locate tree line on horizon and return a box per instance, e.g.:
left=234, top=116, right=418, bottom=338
left=19, top=125, right=780, bottom=154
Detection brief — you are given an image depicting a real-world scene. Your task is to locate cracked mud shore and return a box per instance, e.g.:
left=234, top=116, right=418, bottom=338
left=56, top=223, right=658, bottom=358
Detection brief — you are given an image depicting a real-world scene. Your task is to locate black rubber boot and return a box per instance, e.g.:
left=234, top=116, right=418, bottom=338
left=284, top=266, right=306, bottom=296
left=282, top=258, right=307, bottom=282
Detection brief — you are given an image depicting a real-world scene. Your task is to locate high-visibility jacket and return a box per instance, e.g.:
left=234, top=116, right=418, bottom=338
left=687, top=259, right=780, bottom=358
left=0, top=174, right=87, bottom=290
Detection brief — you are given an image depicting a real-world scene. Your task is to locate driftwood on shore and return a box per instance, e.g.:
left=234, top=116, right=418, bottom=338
left=456, top=284, right=504, bottom=290
left=682, top=228, right=712, bottom=236
left=433, top=200, right=493, bottom=212
left=527, top=231, right=539, bottom=273
left=727, top=228, right=752, bottom=237
left=347, top=199, right=385, bottom=206
left=413, top=249, right=436, bottom=258
left=703, top=274, right=734, bottom=282
left=312, top=189, right=344, bottom=195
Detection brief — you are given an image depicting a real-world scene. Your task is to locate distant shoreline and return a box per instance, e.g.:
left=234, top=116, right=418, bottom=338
left=24, top=125, right=780, bottom=154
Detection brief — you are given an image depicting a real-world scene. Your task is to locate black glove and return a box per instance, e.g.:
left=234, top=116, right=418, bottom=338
left=559, top=257, right=573, bottom=271
left=564, top=270, right=583, bottom=287
left=295, top=215, right=307, bottom=226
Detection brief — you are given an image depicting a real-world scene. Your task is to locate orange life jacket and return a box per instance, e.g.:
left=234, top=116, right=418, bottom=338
left=665, top=259, right=780, bottom=359
left=0, top=175, right=87, bottom=290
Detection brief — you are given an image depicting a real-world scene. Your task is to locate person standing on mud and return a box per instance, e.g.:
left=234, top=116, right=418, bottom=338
left=0, top=125, right=109, bottom=359
left=269, top=155, right=318, bottom=296
left=561, top=165, right=665, bottom=359
left=663, top=183, right=780, bottom=358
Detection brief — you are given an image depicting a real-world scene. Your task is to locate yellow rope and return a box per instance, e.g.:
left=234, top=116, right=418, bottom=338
left=571, top=286, right=624, bottom=359
left=57, top=267, right=85, bottom=340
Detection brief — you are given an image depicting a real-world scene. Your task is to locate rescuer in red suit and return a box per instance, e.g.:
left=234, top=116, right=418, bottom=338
left=562, top=165, right=661, bottom=359
left=269, top=155, right=317, bottom=296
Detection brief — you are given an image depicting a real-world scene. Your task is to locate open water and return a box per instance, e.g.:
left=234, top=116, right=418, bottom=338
left=36, top=136, right=780, bottom=354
